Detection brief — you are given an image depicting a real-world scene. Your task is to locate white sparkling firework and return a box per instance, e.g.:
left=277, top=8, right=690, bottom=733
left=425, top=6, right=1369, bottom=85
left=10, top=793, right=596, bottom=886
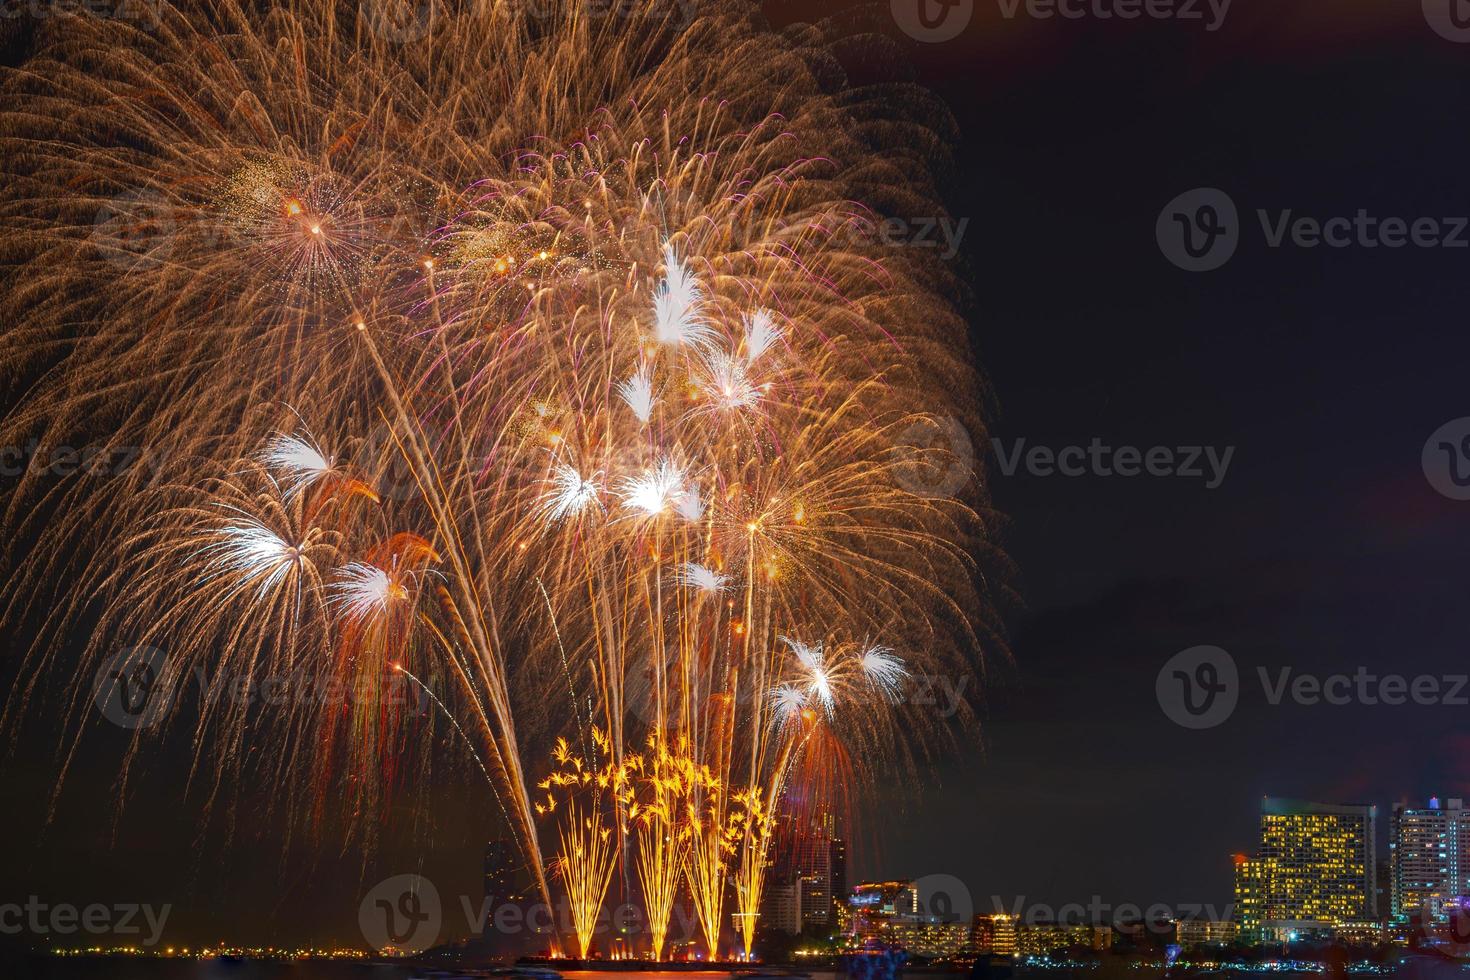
left=617, top=457, right=686, bottom=516
left=196, top=514, right=301, bottom=603
left=858, top=643, right=908, bottom=701
left=651, top=244, right=711, bottom=347
left=328, top=561, right=400, bottom=622
left=782, top=635, right=835, bottom=718
left=675, top=562, right=729, bottom=594
left=616, top=367, right=656, bottom=424
left=544, top=464, right=603, bottom=521
left=673, top=487, right=705, bottom=522
left=258, top=432, right=334, bottom=496
left=769, top=683, right=808, bottom=728
left=742, top=308, right=781, bottom=364
left=696, top=349, right=761, bottom=412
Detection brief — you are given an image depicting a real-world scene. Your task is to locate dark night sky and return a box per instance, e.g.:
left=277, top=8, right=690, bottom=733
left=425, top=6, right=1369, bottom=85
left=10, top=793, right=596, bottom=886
left=3, top=0, right=1470, bottom=950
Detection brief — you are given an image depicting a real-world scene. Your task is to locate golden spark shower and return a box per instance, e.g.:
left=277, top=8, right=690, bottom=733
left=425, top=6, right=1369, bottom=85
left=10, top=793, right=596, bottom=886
left=0, top=0, right=1004, bottom=961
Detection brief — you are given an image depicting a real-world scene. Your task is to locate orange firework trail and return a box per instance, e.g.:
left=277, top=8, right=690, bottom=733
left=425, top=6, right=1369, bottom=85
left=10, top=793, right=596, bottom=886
left=0, top=0, right=1004, bottom=960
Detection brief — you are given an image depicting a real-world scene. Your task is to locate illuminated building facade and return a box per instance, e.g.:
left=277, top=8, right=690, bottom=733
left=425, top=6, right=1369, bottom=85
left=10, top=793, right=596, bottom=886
left=831, top=838, right=848, bottom=925
left=887, top=919, right=973, bottom=958
left=1333, top=919, right=1387, bottom=945
left=971, top=913, right=1017, bottom=955
left=767, top=881, right=803, bottom=936
left=1233, top=798, right=1377, bottom=933
left=848, top=881, right=919, bottom=943
left=1233, top=853, right=1272, bottom=933
left=1015, top=923, right=1111, bottom=955
left=1175, top=918, right=1238, bottom=947
left=762, top=808, right=842, bottom=934
left=1390, top=797, right=1470, bottom=923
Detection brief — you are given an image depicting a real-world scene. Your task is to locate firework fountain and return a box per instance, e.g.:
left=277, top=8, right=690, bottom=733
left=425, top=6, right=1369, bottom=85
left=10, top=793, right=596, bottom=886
left=0, top=0, right=1002, bottom=961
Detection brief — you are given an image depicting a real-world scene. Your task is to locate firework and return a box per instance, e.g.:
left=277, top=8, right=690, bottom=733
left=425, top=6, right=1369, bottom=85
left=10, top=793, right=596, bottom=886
left=0, top=0, right=1000, bottom=961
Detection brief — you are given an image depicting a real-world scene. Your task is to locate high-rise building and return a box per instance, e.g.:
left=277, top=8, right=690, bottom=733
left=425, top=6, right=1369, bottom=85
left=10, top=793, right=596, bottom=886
left=766, top=880, right=804, bottom=935
left=762, top=808, right=840, bottom=933
left=830, top=838, right=848, bottom=925
left=484, top=838, right=530, bottom=906
left=971, top=913, right=1017, bottom=955
left=1233, top=798, right=1377, bottom=932
left=1232, top=853, right=1271, bottom=934
left=1391, top=797, right=1470, bottom=923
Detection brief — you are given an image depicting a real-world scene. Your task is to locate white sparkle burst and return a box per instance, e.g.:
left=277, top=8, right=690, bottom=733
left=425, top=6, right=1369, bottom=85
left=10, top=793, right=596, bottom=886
left=858, top=643, right=908, bottom=702
left=617, top=457, right=686, bottom=516
left=616, top=367, right=656, bottom=424
left=652, top=244, right=712, bottom=347
left=769, top=683, right=808, bottom=728
left=544, top=464, right=603, bottom=521
left=328, top=561, right=404, bottom=622
left=675, top=562, right=729, bottom=594
left=673, top=487, right=705, bottom=522
left=696, top=349, right=761, bottom=412
left=782, top=635, right=835, bottom=718
left=742, top=308, right=781, bottom=363
left=259, top=432, right=334, bottom=496
left=196, top=512, right=301, bottom=603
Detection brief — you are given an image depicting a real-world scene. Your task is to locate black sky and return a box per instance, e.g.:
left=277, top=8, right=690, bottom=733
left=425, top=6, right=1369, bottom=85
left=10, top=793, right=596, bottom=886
left=3, top=0, right=1470, bottom=950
